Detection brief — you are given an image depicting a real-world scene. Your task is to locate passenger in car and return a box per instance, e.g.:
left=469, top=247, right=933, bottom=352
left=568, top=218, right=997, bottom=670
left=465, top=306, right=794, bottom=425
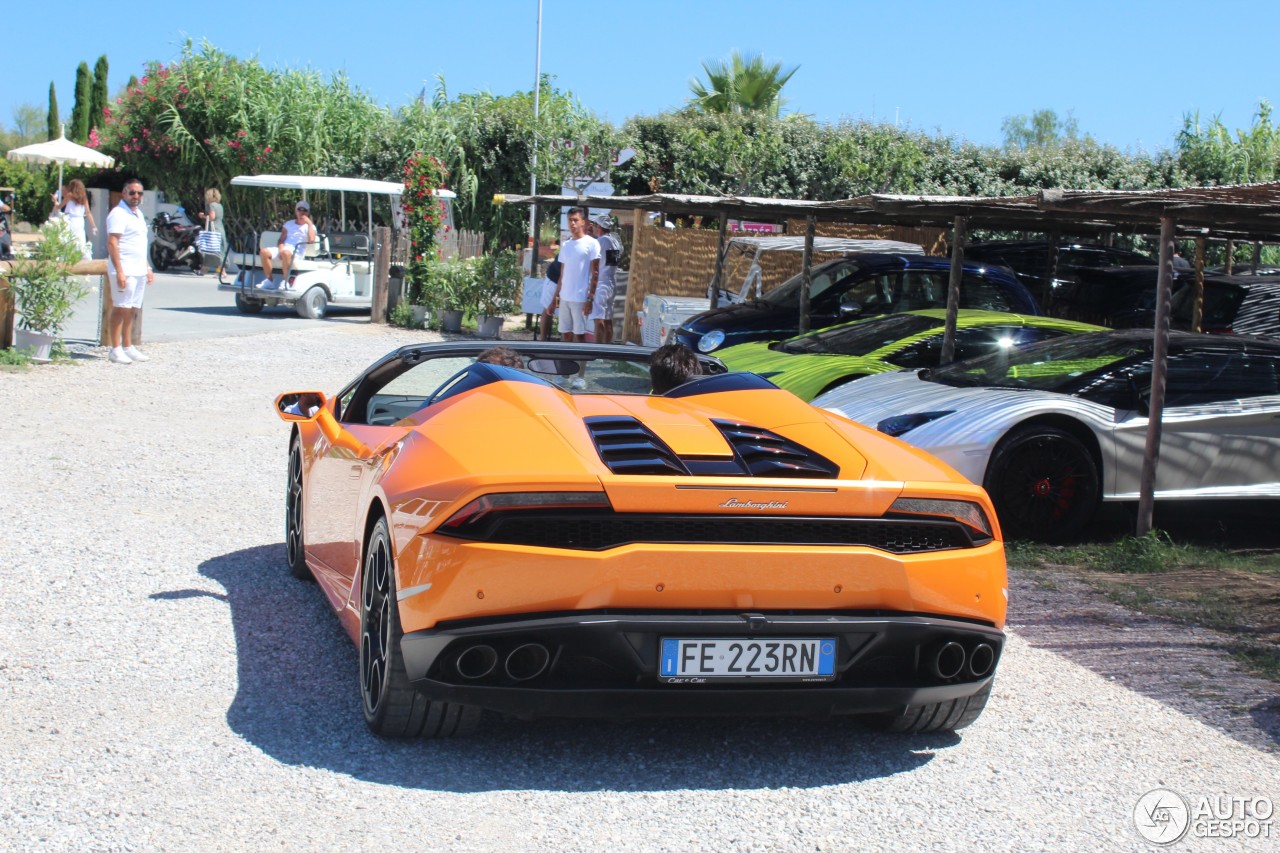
left=649, top=343, right=701, bottom=394
left=476, top=346, right=525, bottom=369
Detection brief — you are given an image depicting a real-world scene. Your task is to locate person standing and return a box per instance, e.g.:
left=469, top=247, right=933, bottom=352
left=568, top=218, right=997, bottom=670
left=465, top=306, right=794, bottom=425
left=105, top=179, right=154, bottom=364
left=51, top=178, right=97, bottom=260
left=552, top=208, right=600, bottom=389
left=588, top=213, right=622, bottom=343
left=196, top=187, right=226, bottom=276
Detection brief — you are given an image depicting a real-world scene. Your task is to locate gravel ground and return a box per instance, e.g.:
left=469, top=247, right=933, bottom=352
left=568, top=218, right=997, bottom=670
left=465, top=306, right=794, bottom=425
left=2, top=325, right=1278, bottom=853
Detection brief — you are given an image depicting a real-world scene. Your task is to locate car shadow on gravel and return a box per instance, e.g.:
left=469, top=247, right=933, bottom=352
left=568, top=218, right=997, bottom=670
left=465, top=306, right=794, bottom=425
left=191, top=545, right=961, bottom=792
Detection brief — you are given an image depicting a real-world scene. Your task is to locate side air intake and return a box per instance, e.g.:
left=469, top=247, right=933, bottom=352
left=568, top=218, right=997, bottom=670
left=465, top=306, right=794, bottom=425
left=713, top=420, right=840, bottom=478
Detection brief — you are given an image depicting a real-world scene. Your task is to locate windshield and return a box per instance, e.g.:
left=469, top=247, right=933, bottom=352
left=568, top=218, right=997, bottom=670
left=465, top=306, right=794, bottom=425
left=762, top=259, right=861, bottom=307
left=923, top=333, right=1150, bottom=391
left=779, top=314, right=940, bottom=355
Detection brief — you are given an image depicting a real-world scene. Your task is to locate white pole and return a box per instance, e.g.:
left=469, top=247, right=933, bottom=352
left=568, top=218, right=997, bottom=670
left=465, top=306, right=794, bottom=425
left=528, top=0, right=542, bottom=248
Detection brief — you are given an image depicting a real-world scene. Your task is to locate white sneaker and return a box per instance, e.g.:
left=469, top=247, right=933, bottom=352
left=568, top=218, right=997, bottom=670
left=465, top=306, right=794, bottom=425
left=108, top=347, right=132, bottom=364
left=124, top=346, right=149, bottom=362
left=570, top=376, right=587, bottom=391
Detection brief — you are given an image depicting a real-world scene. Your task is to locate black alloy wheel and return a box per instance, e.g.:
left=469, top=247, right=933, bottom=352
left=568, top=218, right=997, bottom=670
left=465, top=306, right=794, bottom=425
left=359, top=517, right=481, bottom=738
left=285, top=437, right=312, bottom=580
left=984, top=425, right=1100, bottom=543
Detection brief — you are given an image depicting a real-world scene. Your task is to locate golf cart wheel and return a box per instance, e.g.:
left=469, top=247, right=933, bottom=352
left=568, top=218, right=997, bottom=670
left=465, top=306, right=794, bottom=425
left=297, top=286, right=328, bottom=320
left=235, top=292, right=265, bottom=315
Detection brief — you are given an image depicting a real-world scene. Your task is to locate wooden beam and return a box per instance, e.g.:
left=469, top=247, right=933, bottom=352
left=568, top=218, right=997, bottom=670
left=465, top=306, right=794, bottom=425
left=371, top=226, right=391, bottom=324
left=1040, top=229, right=1060, bottom=310
left=798, top=216, right=816, bottom=334
left=940, top=215, right=967, bottom=364
left=1225, top=239, right=1235, bottom=274
left=1252, top=241, right=1262, bottom=274
left=1192, top=236, right=1206, bottom=333
left=1137, top=216, right=1176, bottom=536
left=709, top=211, right=729, bottom=309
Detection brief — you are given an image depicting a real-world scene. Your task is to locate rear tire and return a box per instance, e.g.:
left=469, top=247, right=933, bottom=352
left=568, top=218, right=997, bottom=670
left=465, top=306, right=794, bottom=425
left=360, top=517, right=482, bottom=739
left=297, top=286, right=328, bottom=319
left=984, top=425, right=1100, bottom=543
left=235, top=292, right=265, bottom=314
left=868, top=680, right=993, bottom=733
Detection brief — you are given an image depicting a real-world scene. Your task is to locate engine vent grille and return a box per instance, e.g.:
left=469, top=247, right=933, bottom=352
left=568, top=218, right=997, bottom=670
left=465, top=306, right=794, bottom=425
left=585, top=417, right=839, bottom=479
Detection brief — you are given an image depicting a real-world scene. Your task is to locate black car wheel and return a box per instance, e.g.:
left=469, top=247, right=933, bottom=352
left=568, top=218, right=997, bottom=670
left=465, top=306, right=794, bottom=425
left=285, top=437, right=312, bottom=581
left=867, top=680, right=993, bottom=733
left=235, top=292, right=265, bottom=314
left=984, top=425, right=1100, bottom=543
left=360, top=517, right=481, bottom=738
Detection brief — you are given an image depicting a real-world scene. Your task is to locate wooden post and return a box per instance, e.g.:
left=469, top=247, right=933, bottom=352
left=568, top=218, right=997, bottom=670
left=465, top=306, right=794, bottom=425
left=0, top=274, right=12, bottom=349
left=798, top=216, right=816, bottom=334
left=709, top=210, right=729, bottom=309
left=371, top=226, right=391, bottom=324
left=940, top=215, right=967, bottom=364
left=1224, top=239, right=1235, bottom=274
left=1040, top=229, right=1060, bottom=311
left=1251, top=241, right=1262, bottom=275
left=1192, top=235, right=1206, bottom=333
left=1136, top=215, right=1177, bottom=536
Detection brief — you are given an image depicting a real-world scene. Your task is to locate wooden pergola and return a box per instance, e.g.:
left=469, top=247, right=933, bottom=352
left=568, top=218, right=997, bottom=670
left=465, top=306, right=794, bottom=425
left=496, top=183, right=1280, bottom=535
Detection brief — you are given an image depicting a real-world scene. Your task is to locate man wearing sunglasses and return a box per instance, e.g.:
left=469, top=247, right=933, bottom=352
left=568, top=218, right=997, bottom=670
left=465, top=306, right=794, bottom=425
left=259, top=200, right=317, bottom=289
left=105, top=179, right=154, bottom=364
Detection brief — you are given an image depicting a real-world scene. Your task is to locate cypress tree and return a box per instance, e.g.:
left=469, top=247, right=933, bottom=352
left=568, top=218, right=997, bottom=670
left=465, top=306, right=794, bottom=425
left=70, top=62, right=91, bottom=142
left=47, top=82, right=59, bottom=139
left=89, top=55, right=109, bottom=135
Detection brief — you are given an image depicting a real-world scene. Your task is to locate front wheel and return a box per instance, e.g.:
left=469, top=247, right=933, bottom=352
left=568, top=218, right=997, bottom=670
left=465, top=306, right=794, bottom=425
left=984, top=425, right=1100, bottom=543
left=360, top=517, right=482, bottom=739
left=296, top=286, right=328, bottom=320
left=285, top=436, right=312, bottom=581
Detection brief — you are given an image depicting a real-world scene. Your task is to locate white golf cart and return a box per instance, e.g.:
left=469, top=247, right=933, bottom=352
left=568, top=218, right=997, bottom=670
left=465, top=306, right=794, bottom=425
left=217, top=174, right=456, bottom=319
left=639, top=236, right=924, bottom=346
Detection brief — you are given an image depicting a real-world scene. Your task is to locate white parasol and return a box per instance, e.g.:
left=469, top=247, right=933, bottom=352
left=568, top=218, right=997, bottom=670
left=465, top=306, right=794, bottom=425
left=6, top=125, right=116, bottom=198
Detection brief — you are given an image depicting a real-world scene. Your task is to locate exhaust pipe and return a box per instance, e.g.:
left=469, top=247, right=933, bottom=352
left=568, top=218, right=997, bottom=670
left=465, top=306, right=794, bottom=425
left=930, top=642, right=966, bottom=680
left=504, top=643, right=550, bottom=681
left=968, top=643, right=996, bottom=678
left=455, top=645, right=498, bottom=680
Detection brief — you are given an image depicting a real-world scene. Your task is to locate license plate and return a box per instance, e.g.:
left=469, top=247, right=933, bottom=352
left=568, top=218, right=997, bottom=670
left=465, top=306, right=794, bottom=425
left=659, top=637, right=836, bottom=682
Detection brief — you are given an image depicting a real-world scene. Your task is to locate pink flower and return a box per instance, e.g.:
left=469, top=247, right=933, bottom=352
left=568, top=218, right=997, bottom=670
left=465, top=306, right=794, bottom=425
left=237, top=129, right=247, bottom=137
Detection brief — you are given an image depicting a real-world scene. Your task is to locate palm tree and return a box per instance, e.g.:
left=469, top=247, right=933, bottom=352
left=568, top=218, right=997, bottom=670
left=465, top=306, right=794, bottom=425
left=688, top=51, right=799, bottom=117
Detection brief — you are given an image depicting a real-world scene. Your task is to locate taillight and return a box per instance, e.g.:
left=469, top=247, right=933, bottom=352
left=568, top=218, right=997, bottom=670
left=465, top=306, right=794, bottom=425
left=441, top=491, right=611, bottom=530
left=888, top=497, right=993, bottom=539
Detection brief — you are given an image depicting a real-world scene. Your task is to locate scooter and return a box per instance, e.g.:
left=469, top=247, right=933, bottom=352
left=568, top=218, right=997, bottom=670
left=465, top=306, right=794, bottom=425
left=150, top=210, right=202, bottom=272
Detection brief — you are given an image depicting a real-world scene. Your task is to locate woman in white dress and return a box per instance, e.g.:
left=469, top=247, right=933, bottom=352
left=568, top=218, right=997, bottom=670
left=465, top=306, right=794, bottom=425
left=50, top=178, right=96, bottom=260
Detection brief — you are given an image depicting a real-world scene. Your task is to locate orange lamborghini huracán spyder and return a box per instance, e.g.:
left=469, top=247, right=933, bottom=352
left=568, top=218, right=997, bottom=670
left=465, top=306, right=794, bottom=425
left=275, top=341, right=1007, bottom=738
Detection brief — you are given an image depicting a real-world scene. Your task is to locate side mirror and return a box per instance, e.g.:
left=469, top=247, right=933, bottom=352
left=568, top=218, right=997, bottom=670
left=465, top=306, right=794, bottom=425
left=1126, top=373, right=1151, bottom=417
left=276, top=391, right=327, bottom=422
left=838, top=300, right=864, bottom=319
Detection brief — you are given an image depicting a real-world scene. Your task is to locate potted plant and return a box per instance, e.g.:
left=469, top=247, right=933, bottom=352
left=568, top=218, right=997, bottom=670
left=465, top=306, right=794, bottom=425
left=474, top=251, right=523, bottom=339
left=5, top=223, right=89, bottom=362
left=431, top=258, right=477, bottom=332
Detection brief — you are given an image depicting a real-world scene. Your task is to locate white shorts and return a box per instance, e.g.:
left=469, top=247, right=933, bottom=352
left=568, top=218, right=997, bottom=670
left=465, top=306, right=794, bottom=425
left=558, top=300, right=589, bottom=335
left=264, top=244, right=302, bottom=263
left=540, top=279, right=558, bottom=313
left=108, top=273, right=147, bottom=308
left=589, top=281, right=614, bottom=321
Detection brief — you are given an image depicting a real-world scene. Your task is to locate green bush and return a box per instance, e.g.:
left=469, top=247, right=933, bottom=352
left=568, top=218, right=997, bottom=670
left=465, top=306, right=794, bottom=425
left=5, top=222, right=89, bottom=337
left=474, top=250, right=522, bottom=317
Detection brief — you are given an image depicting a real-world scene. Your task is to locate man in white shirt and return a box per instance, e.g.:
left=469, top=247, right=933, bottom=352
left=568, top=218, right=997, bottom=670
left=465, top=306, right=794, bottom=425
left=105, top=179, right=154, bottom=364
left=551, top=208, right=600, bottom=389
left=588, top=213, right=622, bottom=343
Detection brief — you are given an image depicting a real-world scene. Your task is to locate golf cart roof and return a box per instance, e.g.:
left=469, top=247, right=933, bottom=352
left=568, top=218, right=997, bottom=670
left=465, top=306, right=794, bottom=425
left=727, top=236, right=924, bottom=254
left=230, top=174, right=456, bottom=199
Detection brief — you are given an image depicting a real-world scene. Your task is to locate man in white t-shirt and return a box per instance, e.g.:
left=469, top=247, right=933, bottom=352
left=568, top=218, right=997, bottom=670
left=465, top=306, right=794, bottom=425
left=588, top=213, right=622, bottom=343
left=552, top=208, right=600, bottom=389
left=105, top=179, right=154, bottom=364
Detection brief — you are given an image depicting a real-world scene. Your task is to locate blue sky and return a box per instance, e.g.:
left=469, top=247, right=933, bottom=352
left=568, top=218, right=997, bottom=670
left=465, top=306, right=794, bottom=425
left=12, top=0, right=1280, bottom=152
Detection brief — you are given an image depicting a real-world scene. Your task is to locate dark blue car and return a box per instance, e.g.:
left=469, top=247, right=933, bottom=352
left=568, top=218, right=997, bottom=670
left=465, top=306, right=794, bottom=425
left=674, top=253, right=1041, bottom=353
